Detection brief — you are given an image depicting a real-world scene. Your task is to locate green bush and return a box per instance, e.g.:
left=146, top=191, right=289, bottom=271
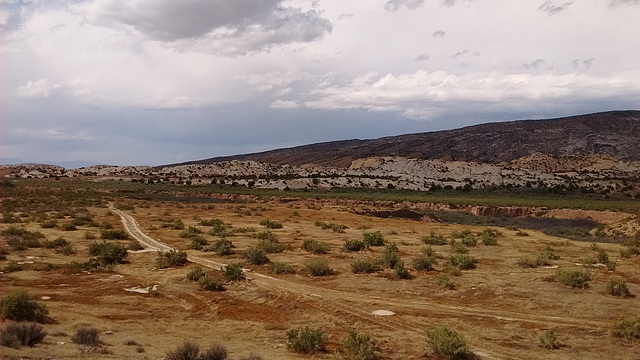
left=426, top=325, right=472, bottom=359
left=435, top=274, right=454, bottom=290
left=612, top=316, right=640, bottom=340
left=180, top=226, right=202, bottom=239
left=606, top=278, right=631, bottom=298
left=451, top=229, right=473, bottom=239
left=351, top=259, right=382, bottom=274
left=315, top=221, right=348, bottom=233
left=1, top=289, right=48, bottom=322
left=422, top=231, right=447, bottom=245
left=72, top=325, right=100, bottom=346
left=460, top=235, right=477, bottom=247
left=222, top=263, right=245, bottom=282
left=255, top=231, right=287, bottom=253
left=380, top=243, right=400, bottom=268
left=162, top=219, right=185, bottom=230
left=100, top=229, right=128, bottom=240
left=205, top=238, right=233, bottom=256
left=270, top=262, right=295, bottom=274
left=189, top=235, right=208, bottom=250
left=306, top=259, right=333, bottom=276
left=340, top=329, right=379, bottom=360
left=344, top=239, right=366, bottom=252
left=363, top=231, right=385, bottom=246
left=539, top=329, right=558, bottom=350
left=2, top=226, right=44, bottom=250
left=481, top=233, right=498, bottom=246
left=157, top=250, right=188, bottom=268
left=4, top=262, right=23, bottom=273
left=0, top=322, right=46, bottom=348
left=259, top=219, right=283, bottom=229
left=186, top=266, right=205, bottom=281
left=449, top=254, right=478, bottom=270
left=200, top=218, right=225, bottom=227
left=302, top=239, right=330, bottom=254
left=393, top=261, right=411, bottom=279
left=88, top=242, right=128, bottom=266
left=286, top=327, right=327, bottom=354
left=555, top=268, right=591, bottom=288
left=198, top=275, right=225, bottom=292
left=59, top=223, right=77, bottom=231
left=45, top=236, right=68, bottom=249
left=244, top=248, right=270, bottom=265
left=449, top=240, right=468, bottom=254
left=40, top=220, right=58, bottom=229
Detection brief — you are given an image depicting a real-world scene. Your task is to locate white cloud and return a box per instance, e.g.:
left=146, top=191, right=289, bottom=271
left=270, top=100, right=299, bottom=109
left=384, top=0, right=425, bottom=12
left=16, top=79, right=51, bottom=99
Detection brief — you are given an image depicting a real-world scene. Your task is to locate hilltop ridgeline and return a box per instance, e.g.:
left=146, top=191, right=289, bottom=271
left=164, top=110, right=640, bottom=168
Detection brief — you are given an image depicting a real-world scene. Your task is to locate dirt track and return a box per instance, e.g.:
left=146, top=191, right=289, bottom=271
left=109, top=204, right=621, bottom=360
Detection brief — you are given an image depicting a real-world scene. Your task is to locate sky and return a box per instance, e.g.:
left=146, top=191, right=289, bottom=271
left=1, top=0, right=639, bottom=167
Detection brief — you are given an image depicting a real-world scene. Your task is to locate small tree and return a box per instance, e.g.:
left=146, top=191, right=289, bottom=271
left=426, top=325, right=472, bottom=359
left=286, top=327, right=328, bottom=354
left=1, top=289, right=48, bottom=323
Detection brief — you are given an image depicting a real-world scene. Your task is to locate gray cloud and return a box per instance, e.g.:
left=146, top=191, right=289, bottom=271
left=523, top=59, right=545, bottom=70
left=81, top=0, right=332, bottom=54
left=415, top=54, right=430, bottom=61
left=538, top=1, right=574, bottom=16
left=608, top=0, right=640, bottom=6
left=432, top=30, right=446, bottom=38
left=384, top=0, right=426, bottom=12
left=572, top=58, right=595, bottom=69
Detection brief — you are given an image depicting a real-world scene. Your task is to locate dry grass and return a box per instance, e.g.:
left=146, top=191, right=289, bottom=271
left=0, top=193, right=638, bottom=359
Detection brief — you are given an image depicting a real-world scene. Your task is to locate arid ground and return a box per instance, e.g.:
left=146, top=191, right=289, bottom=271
left=1, top=183, right=639, bottom=359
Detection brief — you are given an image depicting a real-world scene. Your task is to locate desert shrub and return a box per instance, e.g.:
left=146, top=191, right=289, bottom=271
left=3, top=226, right=44, bottom=250
left=129, top=241, right=144, bottom=251
left=449, top=254, right=478, bottom=270
left=435, top=274, right=454, bottom=290
left=200, top=218, right=225, bottom=227
left=123, top=336, right=139, bottom=346
left=393, top=261, right=411, bottom=279
left=237, top=353, right=263, bottom=360
left=222, top=263, right=245, bottom=282
left=344, top=239, right=366, bottom=252
left=302, top=239, right=330, bottom=254
left=351, top=259, right=382, bottom=274
left=45, top=236, right=68, bottom=249
left=306, top=259, right=333, bottom=276
left=162, top=220, right=185, bottom=230
left=259, top=219, right=283, bottom=229
left=286, top=327, right=328, bottom=354
left=84, top=232, right=97, bottom=240
left=166, top=341, right=200, bottom=360
left=422, top=231, right=447, bottom=245
left=198, top=275, right=225, bottom=292
left=59, top=223, right=77, bottom=231
left=541, top=246, right=560, bottom=260
left=363, top=231, right=385, bottom=246
left=157, top=250, right=188, bottom=268
left=180, top=226, right=203, bottom=239
left=254, top=231, right=287, bottom=253
left=100, top=229, right=128, bottom=240
left=40, top=220, right=58, bottom=228
left=539, top=329, right=558, bottom=350
left=0, top=322, right=46, bottom=348
left=200, top=343, right=228, bottom=360
left=413, top=247, right=438, bottom=271
left=114, top=203, right=134, bottom=211
left=380, top=243, right=400, bottom=268
left=555, top=268, right=591, bottom=288
left=1, top=289, right=48, bottom=322
left=340, top=329, right=379, bottom=360
left=72, top=325, right=100, bottom=347
left=189, top=235, right=208, bottom=250
left=4, top=261, right=23, bottom=273
left=244, top=248, right=270, bottom=265
left=445, top=264, right=461, bottom=276
left=270, top=262, right=295, bottom=274
left=449, top=240, right=468, bottom=254
left=315, top=221, right=348, bottom=233
left=89, top=242, right=128, bottom=266
left=515, top=230, right=530, bottom=236
left=451, top=229, right=473, bottom=239
left=481, top=233, right=498, bottom=246
left=205, top=238, right=232, bottom=256
left=606, top=278, right=631, bottom=298
left=612, top=316, right=640, bottom=340
left=426, top=325, right=472, bottom=359
left=186, top=266, right=205, bottom=281
left=460, top=235, right=477, bottom=247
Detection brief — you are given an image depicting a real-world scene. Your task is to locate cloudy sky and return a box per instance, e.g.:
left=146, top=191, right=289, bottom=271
left=2, top=0, right=639, bottom=167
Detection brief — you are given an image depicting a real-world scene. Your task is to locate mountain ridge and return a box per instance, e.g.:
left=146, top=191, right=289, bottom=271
left=160, top=110, right=640, bottom=168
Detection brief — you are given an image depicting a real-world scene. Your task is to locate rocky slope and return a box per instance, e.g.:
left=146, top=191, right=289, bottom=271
left=166, top=110, right=640, bottom=167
